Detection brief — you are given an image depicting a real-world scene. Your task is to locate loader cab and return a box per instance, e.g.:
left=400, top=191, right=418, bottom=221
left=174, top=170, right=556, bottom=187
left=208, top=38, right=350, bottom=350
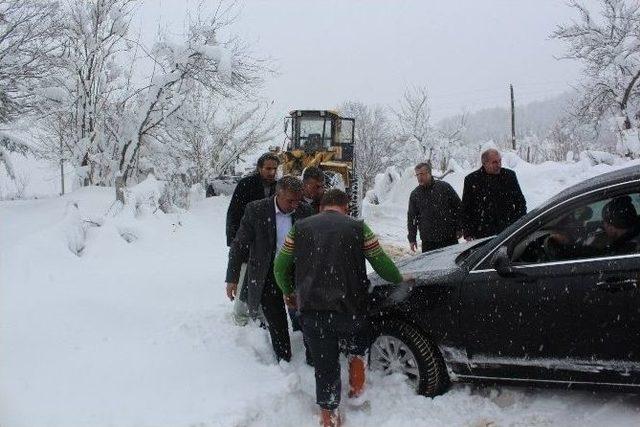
left=285, top=110, right=355, bottom=161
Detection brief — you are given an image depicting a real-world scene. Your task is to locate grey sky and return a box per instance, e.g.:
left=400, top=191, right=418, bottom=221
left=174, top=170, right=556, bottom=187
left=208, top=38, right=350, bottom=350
left=138, top=0, right=582, bottom=121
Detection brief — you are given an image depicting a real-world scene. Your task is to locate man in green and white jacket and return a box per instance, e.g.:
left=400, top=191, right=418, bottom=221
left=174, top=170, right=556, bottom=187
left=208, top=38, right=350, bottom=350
left=274, top=188, right=406, bottom=427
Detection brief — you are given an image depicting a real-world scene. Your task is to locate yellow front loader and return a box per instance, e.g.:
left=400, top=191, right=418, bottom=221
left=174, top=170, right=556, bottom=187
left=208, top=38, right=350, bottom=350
left=271, top=110, right=361, bottom=217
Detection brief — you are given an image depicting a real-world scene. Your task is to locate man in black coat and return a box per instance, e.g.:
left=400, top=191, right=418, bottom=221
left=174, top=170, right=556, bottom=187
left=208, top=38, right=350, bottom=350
left=225, top=153, right=280, bottom=247
left=407, top=161, right=461, bottom=252
left=225, top=176, right=314, bottom=362
left=460, top=149, right=526, bottom=239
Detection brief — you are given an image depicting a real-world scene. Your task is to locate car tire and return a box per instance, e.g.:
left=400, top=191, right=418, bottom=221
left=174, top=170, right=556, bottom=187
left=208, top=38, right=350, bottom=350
left=370, top=319, right=449, bottom=397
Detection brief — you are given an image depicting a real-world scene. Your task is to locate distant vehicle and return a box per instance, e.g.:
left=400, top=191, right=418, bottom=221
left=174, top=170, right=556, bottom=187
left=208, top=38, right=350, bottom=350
left=271, top=110, right=361, bottom=216
left=369, top=165, right=640, bottom=396
left=205, top=174, right=243, bottom=197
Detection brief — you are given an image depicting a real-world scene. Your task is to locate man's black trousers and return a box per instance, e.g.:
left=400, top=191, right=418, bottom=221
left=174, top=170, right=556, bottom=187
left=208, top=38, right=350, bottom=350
left=261, top=274, right=291, bottom=362
left=301, top=311, right=370, bottom=410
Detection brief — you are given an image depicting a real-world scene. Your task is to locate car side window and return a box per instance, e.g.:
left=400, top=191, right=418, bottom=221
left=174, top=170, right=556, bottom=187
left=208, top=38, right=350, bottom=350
left=510, top=192, right=640, bottom=264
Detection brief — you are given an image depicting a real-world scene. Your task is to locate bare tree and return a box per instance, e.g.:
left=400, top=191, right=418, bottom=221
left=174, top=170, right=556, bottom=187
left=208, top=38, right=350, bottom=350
left=553, top=0, right=640, bottom=157
left=340, top=101, right=395, bottom=193
left=107, top=3, right=268, bottom=185
left=392, top=86, right=434, bottom=163
left=36, top=0, right=270, bottom=191
left=434, top=112, right=467, bottom=172
left=0, top=0, right=61, bottom=180
left=39, top=0, right=136, bottom=186
left=0, top=0, right=62, bottom=125
left=159, top=92, right=275, bottom=186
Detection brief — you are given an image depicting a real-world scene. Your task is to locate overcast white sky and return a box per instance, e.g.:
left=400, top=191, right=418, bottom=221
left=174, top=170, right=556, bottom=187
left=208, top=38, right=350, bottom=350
left=137, top=0, right=583, bottom=121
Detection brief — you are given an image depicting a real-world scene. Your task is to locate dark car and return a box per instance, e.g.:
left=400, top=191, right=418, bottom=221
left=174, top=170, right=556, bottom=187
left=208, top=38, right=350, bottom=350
left=368, top=165, right=640, bottom=396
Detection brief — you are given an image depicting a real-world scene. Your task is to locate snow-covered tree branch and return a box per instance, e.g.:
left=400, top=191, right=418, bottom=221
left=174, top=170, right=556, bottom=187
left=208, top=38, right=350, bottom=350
left=392, top=86, right=434, bottom=163
left=553, top=0, right=640, bottom=157
left=35, top=0, right=271, bottom=193
left=0, top=0, right=62, bottom=125
left=340, top=101, right=396, bottom=193
left=158, top=94, right=275, bottom=187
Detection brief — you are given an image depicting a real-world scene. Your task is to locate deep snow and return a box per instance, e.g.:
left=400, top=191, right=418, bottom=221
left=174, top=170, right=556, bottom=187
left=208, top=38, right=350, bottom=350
left=2, top=159, right=640, bottom=426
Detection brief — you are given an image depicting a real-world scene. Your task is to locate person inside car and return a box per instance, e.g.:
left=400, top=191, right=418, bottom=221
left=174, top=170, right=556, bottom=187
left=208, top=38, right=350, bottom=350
left=547, top=195, right=640, bottom=259
left=597, top=195, right=640, bottom=255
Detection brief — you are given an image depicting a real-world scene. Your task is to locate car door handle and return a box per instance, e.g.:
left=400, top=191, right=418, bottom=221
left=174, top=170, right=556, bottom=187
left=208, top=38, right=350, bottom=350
left=596, top=278, right=638, bottom=292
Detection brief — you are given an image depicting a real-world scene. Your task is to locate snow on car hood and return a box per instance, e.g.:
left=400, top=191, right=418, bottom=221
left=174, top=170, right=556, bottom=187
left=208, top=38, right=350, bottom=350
left=369, top=238, right=492, bottom=287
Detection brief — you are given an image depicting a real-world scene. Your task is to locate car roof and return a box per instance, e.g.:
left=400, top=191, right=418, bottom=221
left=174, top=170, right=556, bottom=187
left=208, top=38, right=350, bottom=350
left=543, top=164, right=640, bottom=208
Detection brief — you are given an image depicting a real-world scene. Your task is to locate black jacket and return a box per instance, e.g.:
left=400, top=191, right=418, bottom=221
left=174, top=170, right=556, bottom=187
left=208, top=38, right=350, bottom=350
left=226, top=197, right=313, bottom=317
left=460, top=167, right=526, bottom=239
left=225, top=173, right=276, bottom=246
left=407, top=179, right=461, bottom=244
left=303, top=197, right=320, bottom=214
left=293, top=211, right=370, bottom=315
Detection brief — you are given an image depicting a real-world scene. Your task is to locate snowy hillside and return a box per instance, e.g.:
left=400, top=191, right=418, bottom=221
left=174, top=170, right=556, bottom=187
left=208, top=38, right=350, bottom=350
left=2, top=160, right=640, bottom=427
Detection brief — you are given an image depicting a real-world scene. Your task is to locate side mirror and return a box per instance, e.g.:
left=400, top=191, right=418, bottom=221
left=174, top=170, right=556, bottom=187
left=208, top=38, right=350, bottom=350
left=491, top=246, right=516, bottom=277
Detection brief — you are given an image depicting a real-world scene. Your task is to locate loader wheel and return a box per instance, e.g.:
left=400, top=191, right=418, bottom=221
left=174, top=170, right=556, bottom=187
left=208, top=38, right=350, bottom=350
left=369, top=320, right=449, bottom=397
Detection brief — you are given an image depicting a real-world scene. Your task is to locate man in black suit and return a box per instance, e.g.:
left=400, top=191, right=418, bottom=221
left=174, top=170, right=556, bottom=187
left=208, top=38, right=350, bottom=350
left=225, top=153, right=280, bottom=247
left=460, top=148, right=526, bottom=239
left=225, top=176, right=313, bottom=362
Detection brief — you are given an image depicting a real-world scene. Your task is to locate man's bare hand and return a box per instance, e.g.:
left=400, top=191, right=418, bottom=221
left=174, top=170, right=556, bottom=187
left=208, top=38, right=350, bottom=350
left=402, top=273, right=416, bottom=283
left=410, top=242, right=418, bottom=252
left=549, top=232, right=570, bottom=245
left=283, top=293, right=297, bottom=309
left=226, top=282, right=238, bottom=301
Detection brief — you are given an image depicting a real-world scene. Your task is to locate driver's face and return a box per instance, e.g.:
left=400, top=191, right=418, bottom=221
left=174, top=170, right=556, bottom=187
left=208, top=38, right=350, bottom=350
left=603, top=221, right=626, bottom=239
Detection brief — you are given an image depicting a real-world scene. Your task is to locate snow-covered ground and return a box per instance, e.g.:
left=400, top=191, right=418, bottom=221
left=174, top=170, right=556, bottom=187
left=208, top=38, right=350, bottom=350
left=2, top=159, right=640, bottom=427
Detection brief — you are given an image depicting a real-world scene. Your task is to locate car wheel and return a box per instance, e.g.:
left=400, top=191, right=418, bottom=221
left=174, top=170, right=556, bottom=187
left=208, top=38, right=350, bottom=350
left=369, top=320, right=449, bottom=396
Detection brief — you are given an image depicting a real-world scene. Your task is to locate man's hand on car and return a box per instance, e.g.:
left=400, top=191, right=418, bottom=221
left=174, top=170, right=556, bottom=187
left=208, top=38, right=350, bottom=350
left=402, top=273, right=416, bottom=283
left=226, top=282, right=237, bottom=301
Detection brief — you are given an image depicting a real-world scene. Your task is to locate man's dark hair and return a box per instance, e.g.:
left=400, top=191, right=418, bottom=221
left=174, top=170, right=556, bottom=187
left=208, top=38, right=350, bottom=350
left=302, top=166, right=325, bottom=182
left=276, top=175, right=303, bottom=193
left=414, top=161, right=432, bottom=173
left=320, top=188, right=350, bottom=207
left=257, top=152, right=280, bottom=168
left=602, top=195, right=638, bottom=229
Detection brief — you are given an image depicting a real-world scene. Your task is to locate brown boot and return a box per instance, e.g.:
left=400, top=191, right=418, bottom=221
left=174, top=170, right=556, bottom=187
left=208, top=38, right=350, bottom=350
left=348, top=355, right=366, bottom=398
left=320, top=409, right=341, bottom=427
